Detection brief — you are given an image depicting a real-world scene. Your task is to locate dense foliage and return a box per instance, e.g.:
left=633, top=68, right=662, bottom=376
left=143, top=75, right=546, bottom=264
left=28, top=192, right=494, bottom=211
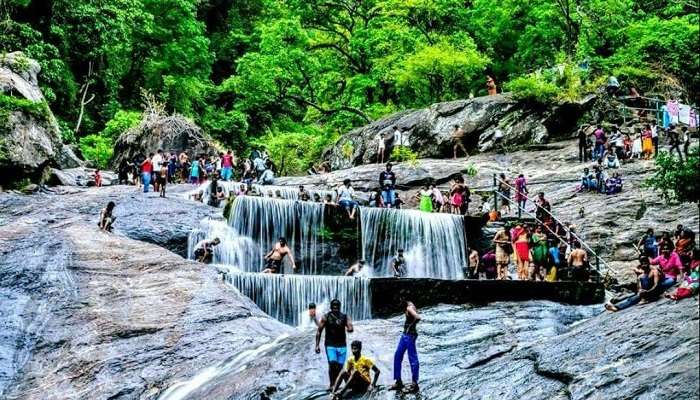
left=646, top=148, right=699, bottom=204
left=2, top=0, right=698, bottom=173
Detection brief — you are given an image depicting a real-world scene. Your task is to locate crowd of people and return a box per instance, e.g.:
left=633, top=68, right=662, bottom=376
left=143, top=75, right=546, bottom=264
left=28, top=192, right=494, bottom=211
left=605, top=226, right=699, bottom=311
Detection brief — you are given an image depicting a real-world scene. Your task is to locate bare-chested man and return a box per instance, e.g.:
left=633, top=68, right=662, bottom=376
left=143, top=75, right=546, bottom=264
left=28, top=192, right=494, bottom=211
left=567, top=241, right=589, bottom=281
left=262, top=237, right=297, bottom=273
left=345, top=260, right=366, bottom=276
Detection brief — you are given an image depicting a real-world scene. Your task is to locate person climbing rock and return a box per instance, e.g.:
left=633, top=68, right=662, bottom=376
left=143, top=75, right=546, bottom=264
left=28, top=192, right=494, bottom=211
left=98, top=201, right=116, bottom=232
left=345, top=260, right=366, bottom=276
left=390, top=300, right=421, bottom=394
left=451, top=124, right=468, bottom=159
left=262, top=237, right=296, bottom=273
left=193, top=237, right=220, bottom=263
left=316, top=299, right=354, bottom=390
left=331, top=340, right=380, bottom=399
left=391, top=249, right=407, bottom=277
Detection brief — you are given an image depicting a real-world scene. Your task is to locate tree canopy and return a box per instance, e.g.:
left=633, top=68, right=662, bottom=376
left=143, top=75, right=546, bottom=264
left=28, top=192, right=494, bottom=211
left=2, top=0, right=698, bottom=173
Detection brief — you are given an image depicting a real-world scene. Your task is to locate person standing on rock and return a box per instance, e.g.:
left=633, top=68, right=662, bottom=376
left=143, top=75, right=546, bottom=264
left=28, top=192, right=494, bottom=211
left=493, top=224, right=512, bottom=280
left=262, top=237, right=297, bottom=273
left=567, top=242, right=589, bottom=281
left=316, top=299, right=354, bottom=390
left=511, top=223, right=530, bottom=280
left=486, top=75, right=498, bottom=96
left=158, top=162, right=168, bottom=198
left=577, top=126, right=588, bottom=163
left=221, top=150, right=234, bottom=181
left=452, top=124, right=468, bottom=159
left=151, top=149, right=164, bottom=192
left=379, top=163, right=397, bottom=208
left=375, top=131, right=386, bottom=164
left=497, top=173, right=511, bottom=216
left=390, top=300, right=421, bottom=394
left=140, top=153, right=154, bottom=193
left=514, top=174, right=528, bottom=213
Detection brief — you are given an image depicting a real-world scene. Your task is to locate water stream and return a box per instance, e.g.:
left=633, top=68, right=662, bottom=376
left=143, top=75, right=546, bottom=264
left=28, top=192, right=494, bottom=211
left=359, top=207, right=467, bottom=279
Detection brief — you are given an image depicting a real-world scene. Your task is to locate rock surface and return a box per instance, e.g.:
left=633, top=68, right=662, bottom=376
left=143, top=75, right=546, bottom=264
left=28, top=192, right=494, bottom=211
left=0, top=52, right=83, bottom=185
left=324, top=94, right=592, bottom=169
left=160, top=299, right=699, bottom=400
left=111, top=114, right=219, bottom=169
left=0, top=185, right=289, bottom=399
left=48, top=167, right=119, bottom=187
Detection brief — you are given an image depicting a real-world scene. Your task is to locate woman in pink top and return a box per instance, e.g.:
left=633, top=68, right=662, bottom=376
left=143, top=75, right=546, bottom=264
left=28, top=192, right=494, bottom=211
left=650, top=248, right=683, bottom=290
left=514, top=174, right=528, bottom=212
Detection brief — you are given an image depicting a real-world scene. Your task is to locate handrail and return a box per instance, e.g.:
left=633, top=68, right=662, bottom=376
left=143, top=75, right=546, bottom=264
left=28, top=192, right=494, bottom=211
left=493, top=175, right=610, bottom=275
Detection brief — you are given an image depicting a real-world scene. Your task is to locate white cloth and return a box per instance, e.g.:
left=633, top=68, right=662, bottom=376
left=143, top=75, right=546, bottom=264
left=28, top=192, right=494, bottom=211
left=376, top=133, right=385, bottom=149
left=337, top=186, right=354, bottom=201
left=679, top=104, right=691, bottom=125
left=650, top=125, right=658, bottom=138
left=152, top=154, right=163, bottom=170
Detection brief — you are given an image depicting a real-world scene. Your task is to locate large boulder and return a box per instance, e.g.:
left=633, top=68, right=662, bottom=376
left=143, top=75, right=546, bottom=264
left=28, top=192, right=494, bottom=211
left=111, top=113, right=219, bottom=168
left=0, top=52, right=83, bottom=186
left=324, top=94, right=593, bottom=169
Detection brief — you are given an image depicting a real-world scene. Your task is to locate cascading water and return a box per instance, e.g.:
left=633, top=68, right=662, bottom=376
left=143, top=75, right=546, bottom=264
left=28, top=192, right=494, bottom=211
left=187, top=219, right=259, bottom=272
left=225, top=272, right=371, bottom=326
left=360, top=207, right=467, bottom=279
left=227, top=196, right=327, bottom=274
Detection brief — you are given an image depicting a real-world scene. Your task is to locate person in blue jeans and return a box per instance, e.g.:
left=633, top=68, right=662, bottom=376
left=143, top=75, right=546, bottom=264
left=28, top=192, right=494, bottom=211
left=316, top=299, right=354, bottom=389
left=379, top=163, right=397, bottom=208
left=605, top=259, right=661, bottom=311
left=390, top=300, right=421, bottom=393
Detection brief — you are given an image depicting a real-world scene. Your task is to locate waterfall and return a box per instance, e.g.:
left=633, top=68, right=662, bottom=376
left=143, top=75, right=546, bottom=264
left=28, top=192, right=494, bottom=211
left=359, top=207, right=467, bottom=279
left=227, top=196, right=327, bottom=274
left=187, top=219, right=259, bottom=271
left=225, top=272, right=371, bottom=326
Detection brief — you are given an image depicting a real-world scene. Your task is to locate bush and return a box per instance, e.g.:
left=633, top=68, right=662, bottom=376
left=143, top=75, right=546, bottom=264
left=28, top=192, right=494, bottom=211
left=100, top=110, right=142, bottom=140
left=504, top=63, right=587, bottom=104
left=504, top=74, right=559, bottom=104
left=390, top=146, right=418, bottom=163
left=644, top=147, right=699, bottom=204
left=79, top=134, right=113, bottom=169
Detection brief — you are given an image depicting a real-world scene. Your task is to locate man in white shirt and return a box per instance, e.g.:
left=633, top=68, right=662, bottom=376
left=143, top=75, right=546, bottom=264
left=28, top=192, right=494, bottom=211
left=650, top=121, right=658, bottom=155
left=151, top=149, right=164, bottom=192
left=336, top=179, right=357, bottom=219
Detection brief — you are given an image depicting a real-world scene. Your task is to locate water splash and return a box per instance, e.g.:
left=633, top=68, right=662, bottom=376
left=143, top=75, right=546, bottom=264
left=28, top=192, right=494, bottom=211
left=225, top=272, right=371, bottom=326
left=227, top=196, right=327, bottom=274
left=359, top=207, right=467, bottom=279
left=187, top=220, right=260, bottom=272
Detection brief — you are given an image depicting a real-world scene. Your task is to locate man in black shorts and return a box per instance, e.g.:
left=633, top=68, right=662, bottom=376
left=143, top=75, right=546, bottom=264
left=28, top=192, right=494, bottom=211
left=391, top=249, right=407, bottom=277
left=262, top=237, right=296, bottom=273
left=193, top=237, right=221, bottom=263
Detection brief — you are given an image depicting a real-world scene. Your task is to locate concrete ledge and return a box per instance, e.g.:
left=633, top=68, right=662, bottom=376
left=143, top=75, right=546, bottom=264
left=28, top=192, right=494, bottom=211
left=370, top=278, right=605, bottom=317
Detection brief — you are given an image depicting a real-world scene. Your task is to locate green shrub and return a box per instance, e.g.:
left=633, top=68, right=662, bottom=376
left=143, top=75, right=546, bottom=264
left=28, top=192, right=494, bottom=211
left=504, top=74, right=560, bottom=104
left=100, top=110, right=142, bottom=140
left=644, top=147, right=699, bottom=204
left=390, top=146, right=418, bottom=163
left=341, top=141, right=354, bottom=160
left=79, top=134, right=113, bottom=169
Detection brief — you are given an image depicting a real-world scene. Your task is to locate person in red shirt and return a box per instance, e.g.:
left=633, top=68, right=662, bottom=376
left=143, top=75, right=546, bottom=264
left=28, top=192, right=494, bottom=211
left=141, top=153, right=154, bottom=193
left=94, top=169, right=102, bottom=187
left=221, top=150, right=234, bottom=181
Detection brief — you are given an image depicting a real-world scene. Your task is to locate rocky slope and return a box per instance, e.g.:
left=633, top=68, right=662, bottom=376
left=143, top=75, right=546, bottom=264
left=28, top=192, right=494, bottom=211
left=160, top=298, right=699, bottom=400
left=323, top=94, right=594, bottom=169
left=0, top=185, right=289, bottom=399
left=0, top=52, right=82, bottom=186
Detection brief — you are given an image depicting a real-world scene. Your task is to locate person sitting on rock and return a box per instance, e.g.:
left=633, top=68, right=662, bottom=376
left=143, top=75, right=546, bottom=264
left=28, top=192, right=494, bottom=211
left=336, top=179, right=357, bottom=219
left=605, top=172, right=623, bottom=195
left=313, top=193, right=322, bottom=203
left=324, top=194, right=336, bottom=206
left=605, top=257, right=657, bottom=311
left=262, top=237, right=297, bottom=273
left=393, top=192, right=404, bottom=209
left=605, top=152, right=620, bottom=169
left=637, top=228, right=658, bottom=258
left=665, top=249, right=699, bottom=301
left=98, top=201, right=116, bottom=232
left=298, top=185, right=310, bottom=201
left=257, top=163, right=275, bottom=185
left=193, top=237, right=220, bottom=263
left=345, top=260, right=366, bottom=276
left=331, top=340, right=380, bottom=399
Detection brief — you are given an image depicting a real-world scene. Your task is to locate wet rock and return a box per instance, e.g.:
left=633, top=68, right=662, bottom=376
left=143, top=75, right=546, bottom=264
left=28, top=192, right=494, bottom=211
left=324, top=94, right=591, bottom=169
left=0, top=185, right=287, bottom=399
left=48, top=167, right=118, bottom=187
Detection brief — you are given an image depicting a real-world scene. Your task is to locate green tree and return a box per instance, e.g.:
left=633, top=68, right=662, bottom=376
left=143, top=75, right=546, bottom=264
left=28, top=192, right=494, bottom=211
left=645, top=148, right=699, bottom=204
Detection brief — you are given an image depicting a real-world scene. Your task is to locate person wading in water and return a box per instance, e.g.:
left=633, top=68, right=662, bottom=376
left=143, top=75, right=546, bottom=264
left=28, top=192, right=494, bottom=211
left=315, top=299, right=354, bottom=390
left=193, top=237, right=220, bottom=263
left=391, top=249, right=407, bottom=277
left=262, top=237, right=297, bottom=273
left=390, top=300, right=421, bottom=393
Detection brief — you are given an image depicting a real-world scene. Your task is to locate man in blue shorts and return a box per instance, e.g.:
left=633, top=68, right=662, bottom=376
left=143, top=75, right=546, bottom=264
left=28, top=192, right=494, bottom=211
left=315, top=299, right=354, bottom=389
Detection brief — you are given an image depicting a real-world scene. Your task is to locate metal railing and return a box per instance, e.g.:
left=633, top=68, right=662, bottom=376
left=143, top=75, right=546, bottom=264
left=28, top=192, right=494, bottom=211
left=492, top=175, right=610, bottom=279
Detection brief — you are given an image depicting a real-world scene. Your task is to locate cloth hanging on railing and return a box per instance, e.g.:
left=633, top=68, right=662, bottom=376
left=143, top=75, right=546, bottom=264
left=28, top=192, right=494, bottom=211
left=690, top=108, right=698, bottom=128
left=666, top=100, right=680, bottom=124
left=661, top=105, right=670, bottom=128
left=678, top=104, right=691, bottom=125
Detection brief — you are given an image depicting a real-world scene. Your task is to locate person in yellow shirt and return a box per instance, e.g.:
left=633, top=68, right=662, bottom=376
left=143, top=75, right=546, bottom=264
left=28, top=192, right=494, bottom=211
left=331, top=340, right=380, bottom=399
